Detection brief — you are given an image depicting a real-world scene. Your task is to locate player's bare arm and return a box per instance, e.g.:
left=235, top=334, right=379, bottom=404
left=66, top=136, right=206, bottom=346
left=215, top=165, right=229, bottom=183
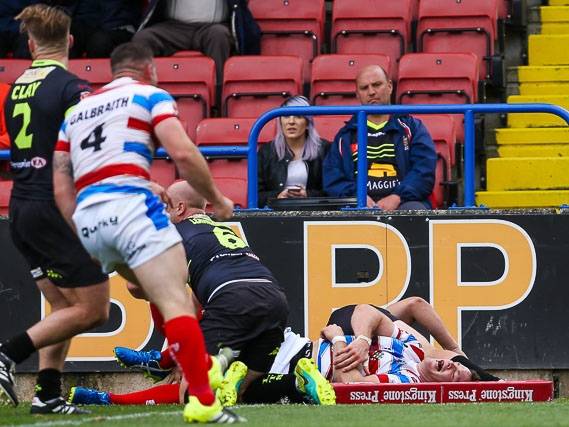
left=53, top=150, right=78, bottom=232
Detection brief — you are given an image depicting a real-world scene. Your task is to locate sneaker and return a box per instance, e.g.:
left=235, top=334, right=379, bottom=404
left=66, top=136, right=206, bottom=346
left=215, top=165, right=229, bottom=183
left=216, top=361, right=247, bottom=407
left=30, top=396, right=91, bottom=414
left=69, top=386, right=111, bottom=405
left=294, top=358, right=336, bottom=405
left=114, top=347, right=171, bottom=383
left=183, top=395, right=246, bottom=423
left=209, top=347, right=238, bottom=391
left=0, top=352, right=18, bottom=407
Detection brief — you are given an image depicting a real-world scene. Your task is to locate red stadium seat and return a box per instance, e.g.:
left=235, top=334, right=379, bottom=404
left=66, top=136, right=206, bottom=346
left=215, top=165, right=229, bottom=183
left=68, top=58, right=113, bottom=90
left=0, top=59, right=32, bottom=84
left=330, top=0, right=412, bottom=80
left=150, top=158, right=178, bottom=189
left=414, top=114, right=457, bottom=208
left=0, top=179, right=12, bottom=215
left=416, top=0, right=503, bottom=86
left=313, top=115, right=350, bottom=143
left=310, top=53, right=391, bottom=106
left=195, top=117, right=276, bottom=148
left=248, top=0, right=325, bottom=89
left=397, top=52, right=479, bottom=143
left=206, top=176, right=248, bottom=212
left=222, top=55, right=303, bottom=118
left=153, top=56, right=216, bottom=141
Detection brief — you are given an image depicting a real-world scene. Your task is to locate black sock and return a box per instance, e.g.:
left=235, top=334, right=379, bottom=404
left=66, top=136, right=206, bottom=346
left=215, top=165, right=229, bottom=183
left=35, top=369, right=62, bottom=402
left=242, top=373, right=307, bottom=404
left=0, top=332, right=36, bottom=364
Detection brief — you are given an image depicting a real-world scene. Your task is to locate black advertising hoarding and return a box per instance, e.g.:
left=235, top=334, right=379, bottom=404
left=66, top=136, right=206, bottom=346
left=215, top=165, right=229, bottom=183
left=1, top=210, right=568, bottom=372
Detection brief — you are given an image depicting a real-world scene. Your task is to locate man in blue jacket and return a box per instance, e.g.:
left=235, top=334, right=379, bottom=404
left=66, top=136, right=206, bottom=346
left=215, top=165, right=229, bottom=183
left=323, top=65, right=437, bottom=210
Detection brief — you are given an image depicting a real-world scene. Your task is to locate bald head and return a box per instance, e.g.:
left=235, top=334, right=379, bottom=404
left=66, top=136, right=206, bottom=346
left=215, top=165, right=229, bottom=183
left=355, top=64, right=393, bottom=123
left=167, top=181, right=208, bottom=223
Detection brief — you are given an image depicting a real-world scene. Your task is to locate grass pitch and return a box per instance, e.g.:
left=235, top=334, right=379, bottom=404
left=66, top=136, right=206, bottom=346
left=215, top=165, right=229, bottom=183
left=1, top=399, right=569, bottom=427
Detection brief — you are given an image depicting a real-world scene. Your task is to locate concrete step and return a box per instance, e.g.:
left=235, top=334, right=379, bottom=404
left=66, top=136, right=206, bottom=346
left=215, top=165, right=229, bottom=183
left=540, top=6, right=569, bottom=33
left=495, top=127, right=569, bottom=144
left=475, top=189, right=569, bottom=208
left=495, top=128, right=569, bottom=156
left=528, top=34, right=569, bottom=65
left=506, top=94, right=569, bottom=127
left=516, top=65, right=569, bottom=95
left=549, top=0, right=569, bottom=6
left=485, top=157, right=569, bottom=190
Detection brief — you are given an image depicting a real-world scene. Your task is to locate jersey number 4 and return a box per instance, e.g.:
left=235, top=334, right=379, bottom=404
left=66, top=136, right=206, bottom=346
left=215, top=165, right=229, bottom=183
left=81, top=123, right=106, bottom=151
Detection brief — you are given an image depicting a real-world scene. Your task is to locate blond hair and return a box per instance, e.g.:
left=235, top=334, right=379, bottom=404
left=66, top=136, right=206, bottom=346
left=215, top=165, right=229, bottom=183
left=16, top=4, right=70, bottom=52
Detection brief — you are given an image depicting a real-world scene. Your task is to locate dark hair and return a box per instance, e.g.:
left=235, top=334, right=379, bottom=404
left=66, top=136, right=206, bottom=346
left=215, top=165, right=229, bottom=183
left=452, top=355, right=500, bottom=382
left=110, top=42, right=154, bottom=76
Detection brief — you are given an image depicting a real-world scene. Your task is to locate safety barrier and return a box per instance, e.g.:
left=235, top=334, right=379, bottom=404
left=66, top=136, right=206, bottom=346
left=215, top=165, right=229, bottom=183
left=1, top=103, right=568, bottom=209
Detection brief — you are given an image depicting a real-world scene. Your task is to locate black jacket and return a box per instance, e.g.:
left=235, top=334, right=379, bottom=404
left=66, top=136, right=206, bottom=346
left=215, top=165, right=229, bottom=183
left=257, top=139, right=331, bottom=208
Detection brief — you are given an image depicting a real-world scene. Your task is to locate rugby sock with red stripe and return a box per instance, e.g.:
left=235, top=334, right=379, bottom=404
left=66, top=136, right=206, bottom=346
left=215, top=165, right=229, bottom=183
left=149, top=303, right=175, bottom=369
left=165, top=316, right=214, bottom=406
left=109, top=384, right=180, bottom=405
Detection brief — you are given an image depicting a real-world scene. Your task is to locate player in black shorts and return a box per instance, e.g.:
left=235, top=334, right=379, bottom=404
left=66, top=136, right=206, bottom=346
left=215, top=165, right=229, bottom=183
left=0, top=4, right=110, bottom=414
left=112, top=180, right=290, bottom=406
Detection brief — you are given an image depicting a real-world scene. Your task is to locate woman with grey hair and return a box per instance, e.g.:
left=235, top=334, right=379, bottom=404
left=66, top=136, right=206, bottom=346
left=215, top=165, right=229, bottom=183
left=257, top=95, right=331, bottom=208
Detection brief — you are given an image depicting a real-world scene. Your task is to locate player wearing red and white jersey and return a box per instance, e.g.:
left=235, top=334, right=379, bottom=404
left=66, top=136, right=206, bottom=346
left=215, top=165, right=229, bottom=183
left=58, top=77, right=174, bottom=209
left=53, top=42, right=244, bottom=424
left=316, top=325, right=425, bottom=384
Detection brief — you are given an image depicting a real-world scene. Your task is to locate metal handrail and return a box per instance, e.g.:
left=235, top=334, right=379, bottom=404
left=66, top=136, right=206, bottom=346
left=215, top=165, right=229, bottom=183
left=248, top=103, right=569, bottom=209
left=1, top=103, right=568, bottom=209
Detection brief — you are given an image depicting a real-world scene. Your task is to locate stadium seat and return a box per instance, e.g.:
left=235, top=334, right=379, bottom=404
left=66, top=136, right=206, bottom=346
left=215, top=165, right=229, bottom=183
left=206, top=176, right=248, bottom=212
left=248, top=0, right=325, bottom=90
left=0, top=179, right=12, bottom=215
left=68, top=58, right=113, bottom=90
left=222, top=55, right=303, bottom=118
left=195, top=117, right=276, bottom=149
left=310, top=53, right=391, bottom=106
left=153, top=56, right=216, bottom=141
left=313, top=115, right=351, bottom=142
left=416, top=0, right=504, bottom=87
left=413, top=114, right=457, bottom=166
left=0, top=59, right=32, bottom=84
left=150, top=158, right=178, bottom=189
left=396, top=52, right=479, bottom=143
left=413, top=114, right=457, bottom=208
left=330, top=0, right=412, bottom=80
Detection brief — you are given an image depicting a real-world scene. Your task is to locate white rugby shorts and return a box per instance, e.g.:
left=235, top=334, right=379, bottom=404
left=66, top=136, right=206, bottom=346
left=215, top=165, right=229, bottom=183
left=72, top=192, right=182, bottom=273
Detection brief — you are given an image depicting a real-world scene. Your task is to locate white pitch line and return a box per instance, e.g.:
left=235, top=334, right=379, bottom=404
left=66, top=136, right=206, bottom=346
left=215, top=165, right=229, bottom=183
left=9, top=410, right=183, bottom=427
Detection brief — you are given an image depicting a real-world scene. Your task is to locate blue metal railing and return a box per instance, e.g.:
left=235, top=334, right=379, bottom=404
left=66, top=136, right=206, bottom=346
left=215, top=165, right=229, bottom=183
left=248, top=103, right=569, bottom=209
left=2, top=103, right=569, bottom=209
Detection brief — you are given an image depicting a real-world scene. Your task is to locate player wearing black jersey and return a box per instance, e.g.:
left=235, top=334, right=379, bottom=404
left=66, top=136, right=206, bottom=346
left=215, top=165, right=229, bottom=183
left=118, top=180, right=289, bottom=406
left=0, top=4, right=109, bottom=414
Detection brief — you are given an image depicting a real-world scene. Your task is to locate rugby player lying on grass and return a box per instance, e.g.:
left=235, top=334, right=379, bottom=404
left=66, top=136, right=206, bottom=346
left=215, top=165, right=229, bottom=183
left=69, top=298, right=497, bottom=406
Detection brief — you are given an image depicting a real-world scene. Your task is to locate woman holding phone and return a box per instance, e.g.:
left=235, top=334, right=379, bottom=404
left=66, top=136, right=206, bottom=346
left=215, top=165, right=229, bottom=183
left=257, top=96, right=331, bottom=208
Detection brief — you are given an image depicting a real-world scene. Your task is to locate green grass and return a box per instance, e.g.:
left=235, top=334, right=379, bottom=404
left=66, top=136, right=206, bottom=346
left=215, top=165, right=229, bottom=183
left=2, top=399, right=569, bottom=427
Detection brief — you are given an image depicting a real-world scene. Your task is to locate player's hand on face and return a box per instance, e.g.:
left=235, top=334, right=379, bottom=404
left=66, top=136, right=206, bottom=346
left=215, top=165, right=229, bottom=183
left=211, top=196, right=234, bottom=221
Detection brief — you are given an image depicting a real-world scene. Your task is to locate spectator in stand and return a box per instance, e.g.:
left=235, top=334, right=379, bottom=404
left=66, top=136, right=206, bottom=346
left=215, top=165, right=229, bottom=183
left=133, top=0, right=260, bottom=100
left=257, top=96, right=331, bottom=208
left=0, top=0, right=34, bottom=58
left=68, top=0, right=143, bottom=58
left=0, top=82, right=10, bottom=149
left=323, top=64, right=437, bottom=210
